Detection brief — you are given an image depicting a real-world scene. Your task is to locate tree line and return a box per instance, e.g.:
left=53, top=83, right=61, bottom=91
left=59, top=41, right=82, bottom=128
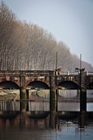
left=0, top=2, right=93, bottom=72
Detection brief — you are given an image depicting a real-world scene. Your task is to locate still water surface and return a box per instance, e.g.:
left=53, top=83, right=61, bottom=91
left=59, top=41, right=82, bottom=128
left=0, top=89, right=93, bottom=140
left=0, top=112, right=93, bottom=140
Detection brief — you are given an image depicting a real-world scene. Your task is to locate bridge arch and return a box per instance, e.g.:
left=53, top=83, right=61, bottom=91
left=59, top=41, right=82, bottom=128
left=57, top=81, right=80, bottom=98
left=0, top=81, right=20, bottom=89
left=27, top=81, right=50, bottom=89
left=57, top=80, right=80, bottom=89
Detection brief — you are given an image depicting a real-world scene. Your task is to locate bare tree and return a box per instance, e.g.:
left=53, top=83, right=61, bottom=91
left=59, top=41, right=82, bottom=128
left=0, top=2, right=92, bottom=71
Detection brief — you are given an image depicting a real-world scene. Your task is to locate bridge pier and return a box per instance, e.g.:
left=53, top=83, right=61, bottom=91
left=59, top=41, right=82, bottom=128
left=20, top=88, right=27, bottom=112
left=50, top=73, right=57, bottom=112
left=79, top=71, right=87, bottom=128
left=79, top=88, right=87, bottom=128
left=80, top=71, right=87, bottom=112
left=80, top=88, right=86, bottom=113
left=20, top=75, right=27, bottom=112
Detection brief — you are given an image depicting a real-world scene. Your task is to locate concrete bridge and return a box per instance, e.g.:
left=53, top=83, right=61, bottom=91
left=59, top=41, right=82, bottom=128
left=0, top=70, right=93, bottom=89
left=0, top=70, right=93, bottom=113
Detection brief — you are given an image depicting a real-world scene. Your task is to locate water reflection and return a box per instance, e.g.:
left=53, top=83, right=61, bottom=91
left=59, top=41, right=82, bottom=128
left=0, top=101, right=20, bottom=111
left=0, top=100, right=93, bottom=112
left=0, top=89, right=93, bottom=112
left=0, top=111, right=93, bottom=140
left=0, top=89, right=93, bottom=140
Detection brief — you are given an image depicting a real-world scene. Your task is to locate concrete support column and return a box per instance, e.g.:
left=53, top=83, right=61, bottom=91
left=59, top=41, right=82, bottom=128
left=80, top=71, right=87, bottom=113
left=20, top=76, right=27, bottom=112
left=20, top=76, right=26, bottom=99
left=20, top=88, right=27, bottom=112
left=79, top=70, right=87, bottom=128
left=80, top=88, right=86, bottom=113
left=20, top=87, right=26, bottom=100
left=50, top=74, right=57, bottom=112
left=79, top=88, right=87, bottom=128
left=49, top=72, right=57, bottom=128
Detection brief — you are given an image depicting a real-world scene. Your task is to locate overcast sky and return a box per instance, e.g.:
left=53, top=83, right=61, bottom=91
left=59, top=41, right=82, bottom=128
left=0, top=0, right=93, bottom=66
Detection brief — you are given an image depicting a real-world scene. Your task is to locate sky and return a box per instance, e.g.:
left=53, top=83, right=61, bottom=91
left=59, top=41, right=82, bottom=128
left=0, top=0, right=93, bottom=66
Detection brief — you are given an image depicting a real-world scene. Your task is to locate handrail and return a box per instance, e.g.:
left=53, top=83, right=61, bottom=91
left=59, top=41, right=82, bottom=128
left=0, top=70, right=54, bottom=76
left=0, top=70, right=93, bottom=76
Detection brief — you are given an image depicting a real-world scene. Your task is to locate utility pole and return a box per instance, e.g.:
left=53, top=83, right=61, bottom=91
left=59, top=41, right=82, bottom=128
left=75, top=54, right=86, bottom=128
left=56, top=52, right=58, bottom=70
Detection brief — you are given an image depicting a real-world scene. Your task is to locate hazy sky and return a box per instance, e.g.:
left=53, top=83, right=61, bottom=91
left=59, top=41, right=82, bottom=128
left=0, top=0, right=93, bottom=66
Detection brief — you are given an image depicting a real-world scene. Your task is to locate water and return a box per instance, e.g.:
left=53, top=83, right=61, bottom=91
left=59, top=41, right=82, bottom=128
left=0, top=112, right=93, bottom=140
left=0, top=89, right=93, bottom=140
left=0, top=89, right=93, bottom=112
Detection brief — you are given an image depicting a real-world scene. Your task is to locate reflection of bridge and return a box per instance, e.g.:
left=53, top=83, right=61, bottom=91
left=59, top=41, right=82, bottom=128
left=0, top=101, right=20, bottom=111
left=0, top=95, right=93, bottom=112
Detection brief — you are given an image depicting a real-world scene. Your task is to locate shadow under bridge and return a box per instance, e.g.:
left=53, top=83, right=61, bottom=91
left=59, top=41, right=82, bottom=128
left=57, top=81, right=80, bottom=112
left=26, top=81, right=50, bottom=111
left=0, top=81, right=20, bottom=112
left=0, top=81, right=20, bottom=101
